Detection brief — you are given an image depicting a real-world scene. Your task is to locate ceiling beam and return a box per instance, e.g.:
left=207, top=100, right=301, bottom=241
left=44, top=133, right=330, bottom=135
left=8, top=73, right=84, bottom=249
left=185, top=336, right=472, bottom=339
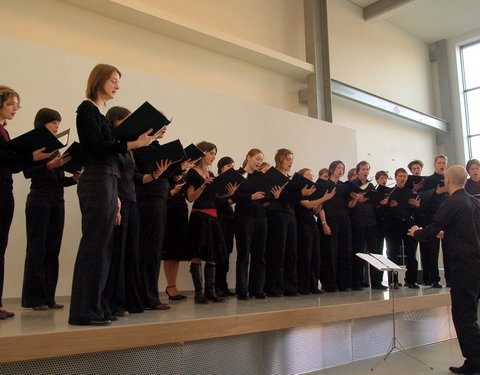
left=363, top=0, right=415, bottom=21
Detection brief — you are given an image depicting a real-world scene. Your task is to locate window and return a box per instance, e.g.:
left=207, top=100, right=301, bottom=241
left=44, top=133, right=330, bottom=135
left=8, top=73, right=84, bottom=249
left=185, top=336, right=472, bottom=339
left=460, top=41, right=480, bottom=159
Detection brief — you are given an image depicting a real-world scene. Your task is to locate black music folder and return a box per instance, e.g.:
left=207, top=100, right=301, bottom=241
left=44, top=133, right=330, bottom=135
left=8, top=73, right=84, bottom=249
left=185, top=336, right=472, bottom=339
left=258, top=167, right=290, bottom=193
left=61, top=141, right=86, bottom=174
left=133, top=139, right=186, bottom=174
left=112, top=101, right=171, bottom=142
left=7, top=127, right=69, bottom=154
left=285, top=172, right=316, bottom=192
left=184, top=143, right=205, bottom=161
left=211, top=168, right=246, bottom=195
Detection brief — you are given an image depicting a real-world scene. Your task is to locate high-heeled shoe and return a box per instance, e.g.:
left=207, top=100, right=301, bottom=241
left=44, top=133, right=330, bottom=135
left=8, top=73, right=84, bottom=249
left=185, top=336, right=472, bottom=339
left=166, top=285, right=187, bottom=301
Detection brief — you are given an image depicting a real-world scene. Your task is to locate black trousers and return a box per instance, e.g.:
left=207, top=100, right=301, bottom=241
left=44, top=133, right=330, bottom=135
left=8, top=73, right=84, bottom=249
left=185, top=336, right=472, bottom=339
left=352, top=225, right=383, bottom=287
left=216, top=214, right=235, bottom=292
left=297, top=219, right=320, bottom=293
left=386, top=218, right=418, bottom=284
left=22, top=190, right=64, bottom=308
left=419, top=238, right=440, bottom=285
left=319, top=214, right=352, bottom=291
left=450, top=276, right=480, bottom=366
left=69, top=172, right=117, bottom=324
left=235, top=215, right=267, bottom=295
left=0, top=192, right=14, bottom=308
left=104, top=202, right=144, bottom=314
left=137, top=197, right=167, bottom=307
left=265, top=211, right=297, bottom=295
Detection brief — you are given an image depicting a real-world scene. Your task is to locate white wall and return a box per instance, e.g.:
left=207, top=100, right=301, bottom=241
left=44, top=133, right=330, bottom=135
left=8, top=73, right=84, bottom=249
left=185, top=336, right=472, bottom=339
left=0, top=34, right=356, bottom=299
left=328, top=0, right=438, bottom=176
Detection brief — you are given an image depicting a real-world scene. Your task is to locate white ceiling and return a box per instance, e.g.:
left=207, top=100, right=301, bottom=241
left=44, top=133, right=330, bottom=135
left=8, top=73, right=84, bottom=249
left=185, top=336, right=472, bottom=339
left=348, top=0, right=480, bottom=43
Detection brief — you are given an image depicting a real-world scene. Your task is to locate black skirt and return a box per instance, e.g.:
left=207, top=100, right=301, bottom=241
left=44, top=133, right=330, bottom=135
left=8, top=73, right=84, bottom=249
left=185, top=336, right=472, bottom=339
left=186, top=211, right=227, bottom=263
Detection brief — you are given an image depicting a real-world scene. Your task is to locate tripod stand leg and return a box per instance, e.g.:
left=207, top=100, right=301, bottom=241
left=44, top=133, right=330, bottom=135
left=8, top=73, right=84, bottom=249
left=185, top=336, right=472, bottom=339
left=393, top=338, right=434, bottom=370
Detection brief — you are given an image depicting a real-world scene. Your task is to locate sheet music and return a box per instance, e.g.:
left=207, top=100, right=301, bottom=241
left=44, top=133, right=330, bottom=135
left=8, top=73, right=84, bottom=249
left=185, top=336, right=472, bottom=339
left=355, top=253, right=389, bottom=271
left=370, top=254, right=402, bottom=270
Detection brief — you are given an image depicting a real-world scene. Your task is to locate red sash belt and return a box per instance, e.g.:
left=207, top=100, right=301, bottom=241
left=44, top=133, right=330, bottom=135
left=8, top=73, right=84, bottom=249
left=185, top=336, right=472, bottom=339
left=191, top=208, right=218, bottom=217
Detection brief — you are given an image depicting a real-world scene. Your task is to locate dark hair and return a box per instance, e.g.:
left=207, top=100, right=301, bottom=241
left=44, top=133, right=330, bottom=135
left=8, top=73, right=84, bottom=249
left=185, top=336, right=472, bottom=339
left=106, top=106, right=131, bottom=126
left=347, top=168, right=357, bottom=180
left=466, top=158, right=480, bottom=173
left=356, top=161, right=370, bottom=173
left=407, top=159, right=423, bottom=171
left=328, top=160, right=345, bottom=176
left=34, top=108, right=61, bottom=129
left=217, top=156, right=234, bottom=174
left=86, top=64, right=121, bottom=101
left=395, top=168, right=408, bottom=177
left=195, top=141, right=217, bottom=166
left=0, top=85, right=20, bottom=109
left=375, top=170, right=388, bottom=180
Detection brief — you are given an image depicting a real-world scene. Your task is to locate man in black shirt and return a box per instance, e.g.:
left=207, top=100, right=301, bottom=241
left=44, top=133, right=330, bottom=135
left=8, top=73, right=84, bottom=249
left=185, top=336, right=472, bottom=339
left=408, top=165, right=480, bottom=374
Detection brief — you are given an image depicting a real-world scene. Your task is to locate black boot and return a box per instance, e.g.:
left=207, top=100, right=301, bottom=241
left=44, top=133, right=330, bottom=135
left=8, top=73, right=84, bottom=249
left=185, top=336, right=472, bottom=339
left=190, top=263, right=209, bottom=304
left=204, top=263, right=225, bottom=302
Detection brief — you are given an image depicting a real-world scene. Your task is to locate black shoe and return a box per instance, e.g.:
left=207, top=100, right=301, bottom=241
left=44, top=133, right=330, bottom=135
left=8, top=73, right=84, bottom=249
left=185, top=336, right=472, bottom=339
left=251, top=293, right=267, bottom=299
left=390, top=283, right=400, bottom=289
left=106, top=315, right=119, bottom=321
left=166, top=286, right=187, bottom=301
left=371, top=284, right=388, bottom=290
left=48, top=303, right=64, bottom=309
left=352, top=286, right=364, bottom=291
left=266, top=292, right=283, bottom=297
left=298, top=290, right=312, bottom=295
left=33, top=305, right=49, bottom=311
left=284, top=291, right=300, bottom=296
left=323, top=287, right=338, bottom=293
left=431, top=282, right=443, bottom=288
left=408, top=283, right=420, bottom=289
left=311, top=288, right=324, bottom=294
left=216, top=289, right=227, bottom=298
left=237, top=294, right=250, bottom=300
left=361, top=282, right=370, bottom=287
left=449, top=360, right=480, bottom=374
left=88, top=319, right=112, bottom=326
left=338, top=288, right=351, bottom=292
left=194, top=294, right=210, bottom=304
left=0, top=309, right=15, bottom=317
left=223, top=289, right=236, bottom=296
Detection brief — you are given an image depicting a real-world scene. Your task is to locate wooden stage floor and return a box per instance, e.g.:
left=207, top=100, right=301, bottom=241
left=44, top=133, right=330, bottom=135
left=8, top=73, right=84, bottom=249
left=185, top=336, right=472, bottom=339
left=0, top=287, right=451, bottom=363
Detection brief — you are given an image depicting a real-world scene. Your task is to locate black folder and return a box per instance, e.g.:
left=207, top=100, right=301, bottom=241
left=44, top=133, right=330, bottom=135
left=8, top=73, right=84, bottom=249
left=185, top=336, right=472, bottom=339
left=285, top=172, right=316, bottom=192
left=133, top=139, right=186, bottom=174
left=61, top=141, right=86, bottom=174
left=257, top=167, right=290, bottom=193
left=211, top=168, right=246, bottom=195
left=184, top=143, right=205, bottom=161
left=112, top=101, right=171, bottom=142
left=308, top=178, right=334, bottom=200
left=7, top=127, right=69, bottom=154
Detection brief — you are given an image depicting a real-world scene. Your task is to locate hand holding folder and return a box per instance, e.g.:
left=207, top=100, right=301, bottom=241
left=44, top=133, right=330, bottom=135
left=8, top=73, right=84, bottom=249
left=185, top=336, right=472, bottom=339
left=211, top=168, right=246, bottom=196
left=133, top=140, right=186, bottom=174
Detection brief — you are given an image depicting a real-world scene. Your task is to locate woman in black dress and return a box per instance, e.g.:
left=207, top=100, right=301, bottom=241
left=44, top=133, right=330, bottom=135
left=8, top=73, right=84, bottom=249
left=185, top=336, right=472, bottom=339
left=22, top=108, right=80, bottom=311
left=0, top=86, right=51, bottom=319
left=163, top=170, right=190, bottom=300
left=69, top=64, right=155, bottom=326
left=185, top=141, right=237, bottom=304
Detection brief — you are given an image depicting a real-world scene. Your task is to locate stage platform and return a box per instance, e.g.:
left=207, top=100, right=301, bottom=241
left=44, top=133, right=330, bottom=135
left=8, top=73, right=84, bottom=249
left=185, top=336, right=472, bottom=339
left=0, top=287, right=453, bottom=374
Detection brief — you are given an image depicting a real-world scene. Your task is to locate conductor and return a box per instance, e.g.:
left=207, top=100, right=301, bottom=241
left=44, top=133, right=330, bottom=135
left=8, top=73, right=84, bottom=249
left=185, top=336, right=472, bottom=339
left=408, top=165, right=480, bottom=374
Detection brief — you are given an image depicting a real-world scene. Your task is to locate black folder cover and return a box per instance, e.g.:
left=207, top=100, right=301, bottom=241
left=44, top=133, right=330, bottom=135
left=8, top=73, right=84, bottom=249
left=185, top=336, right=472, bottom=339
left=211, top=168, right=246, bottom=195
left=285, top=172, right=316, bottom=192
left=112, top=101, right=171, bottom=142
left=134, top=139, right=186, bottom=174
left=61, top=141, right=86, bottom=174
left=7, top=127, right=68, bottom=154
left=258, top=167, right=290, bottom=193
left=184, top=143, right=205, bottom=161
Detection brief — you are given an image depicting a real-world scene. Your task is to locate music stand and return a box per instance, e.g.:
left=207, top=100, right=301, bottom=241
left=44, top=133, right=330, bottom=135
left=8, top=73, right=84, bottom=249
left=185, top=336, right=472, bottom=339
left=356, top=253, right=433, bottom=371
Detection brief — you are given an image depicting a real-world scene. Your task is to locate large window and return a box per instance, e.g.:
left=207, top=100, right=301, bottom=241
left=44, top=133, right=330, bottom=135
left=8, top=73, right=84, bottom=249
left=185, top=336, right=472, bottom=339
left=460, top=41, right=480, bottom=159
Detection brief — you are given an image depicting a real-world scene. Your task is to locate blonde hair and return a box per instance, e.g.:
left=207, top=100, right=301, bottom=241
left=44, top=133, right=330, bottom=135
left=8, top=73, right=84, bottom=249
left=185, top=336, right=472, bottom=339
left=274, top=148, right=293, bottom=168
left=242, top=148, right=263, bottom=168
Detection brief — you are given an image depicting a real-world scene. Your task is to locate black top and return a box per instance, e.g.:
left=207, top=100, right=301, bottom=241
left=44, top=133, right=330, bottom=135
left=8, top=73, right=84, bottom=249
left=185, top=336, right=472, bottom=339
left=269, top=185, right=303, bottom=214
left=135, top=161, right=181, bottom=199
left=23, top=152, right=76, bottom=196
left=387, top=185, right=417, bottom=221
left=233, top=170, right=266, bottom=218
left=117, top=152, right=143, bottom=203
left=0, top=126, right=32, bottom=194
left=185, top=168, right=217, bottom=210
left=414, top=189, right=480, bottom=282
left=349, top=178, right=376, bottom=228
left=465, top=178, right=480, bottom=197
left=323, top=179, right=349, bottom=218
left=422, top=172, right=447, bottom=220
left=76, top=100, right=127, bottom=173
